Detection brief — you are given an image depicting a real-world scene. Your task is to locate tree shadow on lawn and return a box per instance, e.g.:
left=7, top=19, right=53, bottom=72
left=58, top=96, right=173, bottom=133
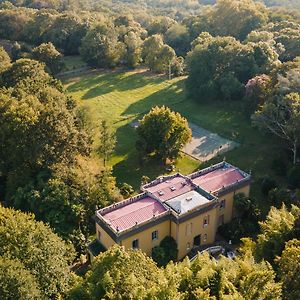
left=121, top=78, right=186, bottom=118
left=112, top=120, right=200, bottom=190
left=112, top=124, right=167, bottom=189
left=113, top=151, right=169, bottom=190
left=67, top=70, right=166, bottom=100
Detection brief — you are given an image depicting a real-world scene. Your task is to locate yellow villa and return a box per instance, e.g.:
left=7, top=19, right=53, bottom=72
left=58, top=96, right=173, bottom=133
left=88, top=161, right=251, bottom=261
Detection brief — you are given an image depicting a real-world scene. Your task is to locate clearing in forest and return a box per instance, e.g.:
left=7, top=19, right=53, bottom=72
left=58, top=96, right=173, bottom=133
left=63, top=66, right=278, bottom=196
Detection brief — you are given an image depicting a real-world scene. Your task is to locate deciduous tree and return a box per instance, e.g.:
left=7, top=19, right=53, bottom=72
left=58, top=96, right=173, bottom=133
left=80, top=25, right=125, bottom=68
left=0, top=257, right=42, bottom=300
left=32, top=42, right=65, bottom=74
left=136, top=106, right=191, bottom=163
left=252, top=92, right=300, bottom=165
left=255, top=204, right=299, bottom=261
left=189, top=0, right=268, bottom=41
left=97, top=120, right=116, bottom=167
left=186, top=33, right=280, bottom=102
left=0, top=46, right=11, bottom=74
left=276, top=239, right=300, bottom=300
left=0, top=206, right=75, bottom=299
left=68, top=245, right=175, bottom=299
left=142, top=35, right=176, bottom=73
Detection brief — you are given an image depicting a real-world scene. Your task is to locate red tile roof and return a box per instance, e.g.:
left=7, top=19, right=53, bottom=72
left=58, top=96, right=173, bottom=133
left=191, top=166, right=244, bottom=193
left=144, top=175, right=194, bottom=201
left=101, top=196, right=167, bottom=232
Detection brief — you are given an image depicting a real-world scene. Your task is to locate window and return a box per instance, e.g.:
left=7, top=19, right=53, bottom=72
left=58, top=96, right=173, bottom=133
left=193, top=235, right=201, bottom=246
left=219, top=215, right=224, bottom=226
left=186, top=223, right=193, bottom=236
left=220, top=199, right=226, bottom=210
left=203, top=215, right=210, bottom=227
left=152, top=230, right=158, bottom=241
left=132, top=239, right=139, bottom=249
left=186, top=242, right=191, bottom=251
left=203, top=234, right=207, bottom=242
left=97, top=230, right=101, bottom=241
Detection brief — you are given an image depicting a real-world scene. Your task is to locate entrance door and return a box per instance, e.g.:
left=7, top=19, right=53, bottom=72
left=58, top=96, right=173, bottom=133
left=193, top=235, right=201, bottom=247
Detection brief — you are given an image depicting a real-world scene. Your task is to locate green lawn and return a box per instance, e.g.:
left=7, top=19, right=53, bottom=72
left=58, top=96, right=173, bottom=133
left=64, top=68, right=281, bottom=213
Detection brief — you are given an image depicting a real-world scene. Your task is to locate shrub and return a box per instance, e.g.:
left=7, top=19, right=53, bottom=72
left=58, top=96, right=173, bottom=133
left=120, top=183, right=134, bottom=198
left=151, top=236, right=178, bottom=266
left=160, top=236, right=178, bottom=261
left=260, top=176, right=277, bottom=195
left=268, top=188, right=291, bottom=207
left=288, top=165, right=300, bottom=188
left=152, top=246, right=167, bottom=267
left=271, top=157, right=287, bottom=176
left=218, top=218, right=244, bottom=243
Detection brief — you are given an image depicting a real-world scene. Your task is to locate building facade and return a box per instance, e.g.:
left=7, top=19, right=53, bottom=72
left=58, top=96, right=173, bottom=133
left=89, top=161, right=251, bottom=261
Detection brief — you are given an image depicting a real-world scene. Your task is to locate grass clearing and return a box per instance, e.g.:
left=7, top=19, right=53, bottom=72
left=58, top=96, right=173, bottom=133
left=64, top=68, right=281, bottom=213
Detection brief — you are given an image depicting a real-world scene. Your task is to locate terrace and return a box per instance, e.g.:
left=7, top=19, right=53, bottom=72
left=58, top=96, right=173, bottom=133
left=165, top=190, right=212, bottom=215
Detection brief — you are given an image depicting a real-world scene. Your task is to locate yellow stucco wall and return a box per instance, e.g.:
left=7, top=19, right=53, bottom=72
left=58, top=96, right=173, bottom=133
left=96, top=223, right=116, bottom=249
left=170, top=220, right=178, bottom=241
left=93, top=183, right=251, bottom=261
left=120, top=220, right=171, bottom=256
left=176, top=206, right=219, bottom=259
left=217, top=184, right=251, bottom=225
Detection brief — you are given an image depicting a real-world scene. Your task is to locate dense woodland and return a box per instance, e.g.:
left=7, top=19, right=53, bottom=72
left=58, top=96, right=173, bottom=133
left=0, top=0, right=300, bottom=299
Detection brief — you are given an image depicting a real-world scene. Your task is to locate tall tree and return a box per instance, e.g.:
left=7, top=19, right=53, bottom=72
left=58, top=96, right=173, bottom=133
left=123, top=31, right=142, bottom=69
left=142, top=34, right=176, bottom=74
left=168, top=251, right=281, bottom=299
left=0, top=58, right=60, bottom=91
left=190, top=0, right=268, bottom=41
left=0, top=59, right=90, bottom=199
left=97, top=120, right=116, bottom=167
left=244, top=74, right=272, bottom=114
left=255, top=204, right=299, bottom=261
left=0, top=206, right=75, bottom=299
left=43, top=12, right=88, bottom=55
left=136, top=106, right=191, bottom=163
left=0, top=257, right=42, bottom=300
left=12, top=157, right=120, bottom=251
left=165, top=24, right=190, bottom=56
left=80, top=25, right=125, bottom=68
left=32, top=42, right=65, bottom=74
left=67, top=245, right=176, bottom=300
left=262, top=21, right=300, bottom=61
left=0, top=46, right=11, bottom=74
left=252, top=92, right=300, bottom=165
left=276, top=239, right=300, bottom=300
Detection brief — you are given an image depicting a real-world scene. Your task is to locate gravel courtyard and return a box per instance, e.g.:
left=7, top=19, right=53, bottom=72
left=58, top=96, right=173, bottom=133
left=131, top=120, right=238, bottom=162
left=183, top=123, right=239, bottom=161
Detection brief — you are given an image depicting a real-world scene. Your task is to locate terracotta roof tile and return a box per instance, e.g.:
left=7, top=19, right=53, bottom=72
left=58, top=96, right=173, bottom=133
left=144, top=175, right=194, bottom=201
left=192, top=167, right=244, bottom=193
left=102, top=196, right=167, bottom=232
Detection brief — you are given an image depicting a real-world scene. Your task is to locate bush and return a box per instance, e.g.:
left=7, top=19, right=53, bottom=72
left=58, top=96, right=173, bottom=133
left=160, top=236, right=178, bottom=261
left=152, top=246, right=167, bottom=267
left=218, top=218, right=244, bottom=243
left=151, top=236, right=178, bottom=266
left=120, top=183, right=134, bottom=198
left=271, top=157, right=287, bottom=176
left=260, top=176, right=277, bottom=195
left=234, top=193, right=261, bottom=219
left=268, top=188, right=291, bottom=207
left=288, top=165, right=300, bottom=188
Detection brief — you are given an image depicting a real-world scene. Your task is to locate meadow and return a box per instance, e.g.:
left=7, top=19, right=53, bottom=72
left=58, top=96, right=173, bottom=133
left=63, top=65, right=281, bottom=211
